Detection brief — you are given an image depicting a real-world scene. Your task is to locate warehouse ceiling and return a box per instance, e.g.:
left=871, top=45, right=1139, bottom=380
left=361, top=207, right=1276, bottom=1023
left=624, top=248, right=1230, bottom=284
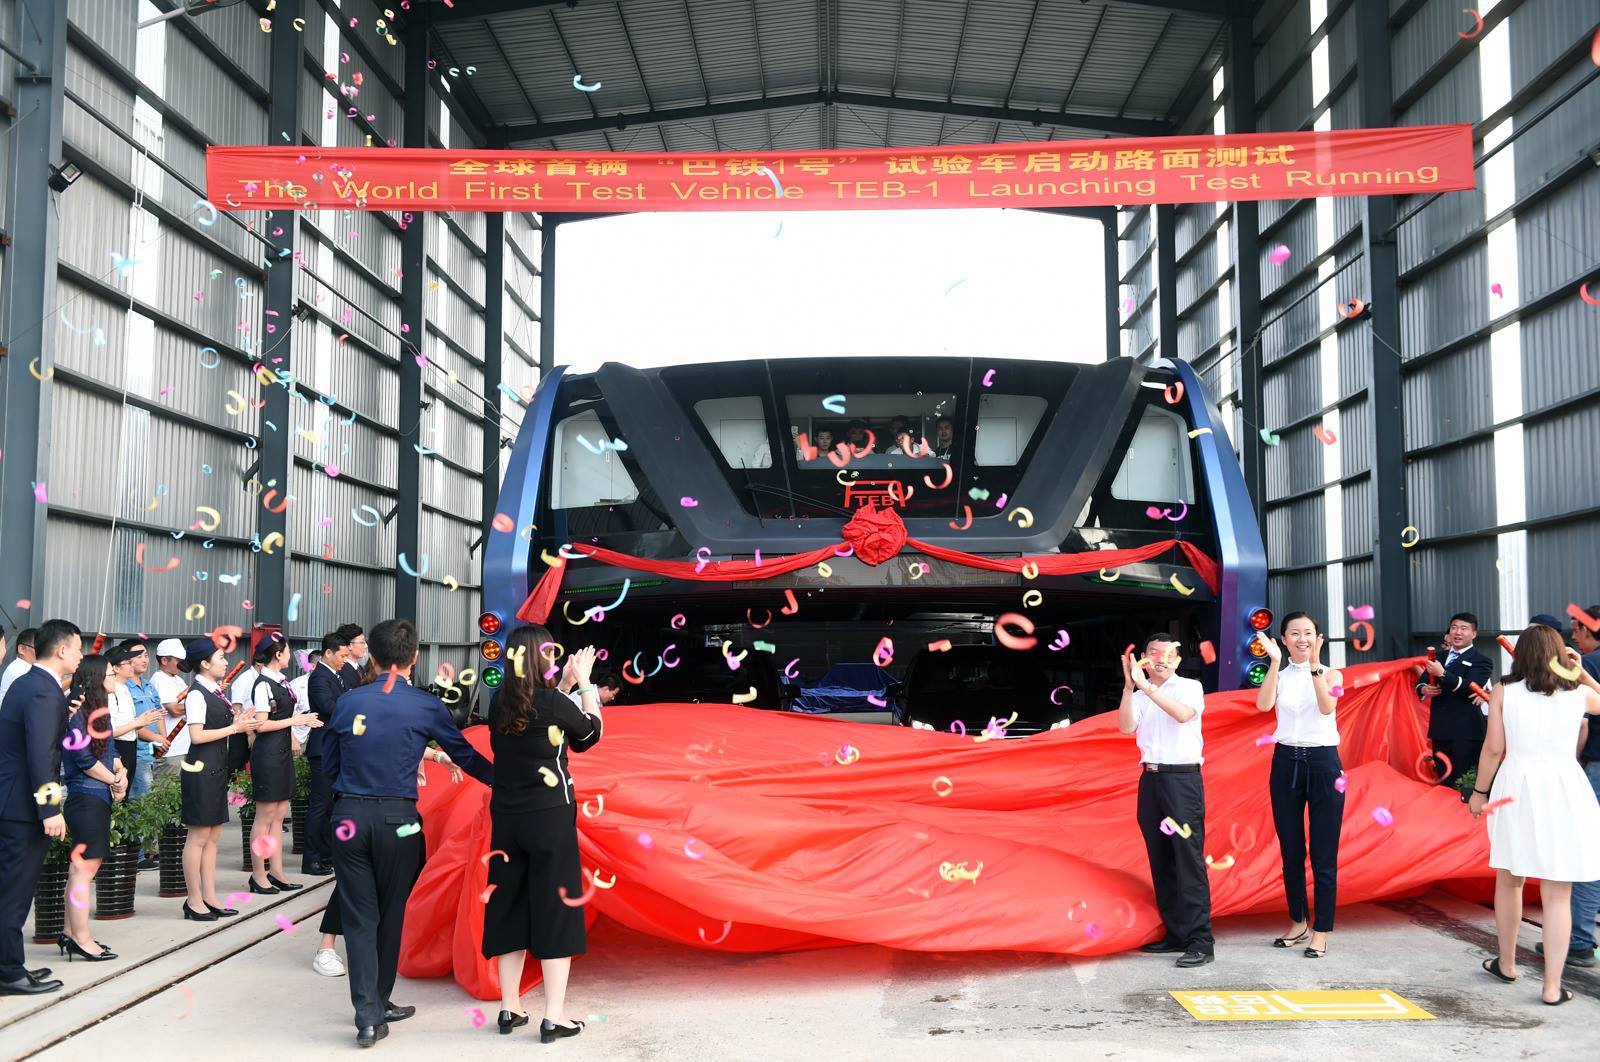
left=410, top=0, right=1230, bottom=153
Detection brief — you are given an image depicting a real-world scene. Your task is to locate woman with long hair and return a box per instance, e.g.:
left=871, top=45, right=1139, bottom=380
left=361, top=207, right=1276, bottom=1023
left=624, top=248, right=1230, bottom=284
left=1470, top=624, right=1600, bottom=1005
left=179, top=638, right=258, bottom=921
left=59, top=655, right=126, bottom=961
left=1254, top=613, right=1344, bottom=957
left=246, top=634, right=322, bottom=894
left=481, top=625, right=603, bottom=1041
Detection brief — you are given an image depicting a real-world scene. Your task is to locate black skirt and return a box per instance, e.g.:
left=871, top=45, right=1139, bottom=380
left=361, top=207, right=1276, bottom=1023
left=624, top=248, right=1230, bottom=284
left=64, top=792, right=112, bottom=860
left=181, top=762, right=229, bottom=827
left=481, top=803, right=587, bottom=960
left=251, top=729, right=294, bottom=802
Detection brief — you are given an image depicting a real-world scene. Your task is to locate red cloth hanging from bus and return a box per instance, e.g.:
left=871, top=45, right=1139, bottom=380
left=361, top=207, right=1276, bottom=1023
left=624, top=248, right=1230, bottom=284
left=516, top=535, right=1219, bottom=626
left=398, top=657, right=1491, bottom=1000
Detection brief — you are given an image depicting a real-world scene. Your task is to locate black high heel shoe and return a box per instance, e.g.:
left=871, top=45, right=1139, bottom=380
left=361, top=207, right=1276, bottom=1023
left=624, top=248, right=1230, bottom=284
left=248, top=878, right=279, bottom=895
left=267, top=875, right=303, bottom=892
left=204, top=901, right=239, bottom=918
left=57, top=935, right=116, bottom=962
left=497, top=1010, right=529, bottom=1035
left=540, top=1018, right=585, bottom=1043
left=181, top=903, right=218, bottom=922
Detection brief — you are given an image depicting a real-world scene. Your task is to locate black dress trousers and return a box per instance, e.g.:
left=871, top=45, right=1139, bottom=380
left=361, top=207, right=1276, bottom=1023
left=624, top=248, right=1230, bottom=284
left=481, top=803, right=587, bottom=960
left=303, top=756, right=333, bottom=871
left=1136, top=769, right=1214, bottom=954
left=0, top=818, right=47, bottom=982
left=331, top=796, right=425, bottom=1029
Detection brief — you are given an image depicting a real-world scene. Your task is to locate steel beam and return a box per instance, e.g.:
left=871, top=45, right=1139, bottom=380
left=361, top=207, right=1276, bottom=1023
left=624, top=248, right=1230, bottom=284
left=498, top=90, right=1172, bottom=144
left=419, top=0, right=1227, bottom=25
left=395, top=23, right=429, bottom=622
left=1356, top=0, right=1412, bottom=656
left=1225, top=6, right=1265, bottom=521
left=255, top=0, right=302, bottom=627
left=0, top=0, right=67, bottom=626
left=538, top=217, right=556, bottom=379
left=1104, top=216, right=1121, bottom=360
left=482, top=212, right=506, bottom=532
left=1154, top=204, right=1179, bottom=362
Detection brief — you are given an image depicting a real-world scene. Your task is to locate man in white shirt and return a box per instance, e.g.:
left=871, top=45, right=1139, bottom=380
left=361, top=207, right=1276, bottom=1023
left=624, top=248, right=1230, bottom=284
left=150, top=639, right=192, bottom=779
left=289, top=650, right=320, bottom=750
left=0, top=629, right=36, bottom=702
left=1117, top=632, right=1214, bottom=968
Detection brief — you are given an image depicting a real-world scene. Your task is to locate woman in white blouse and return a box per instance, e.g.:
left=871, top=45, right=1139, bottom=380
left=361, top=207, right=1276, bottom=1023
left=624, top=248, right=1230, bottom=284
left=1255, top=612, right=1344, bottom=958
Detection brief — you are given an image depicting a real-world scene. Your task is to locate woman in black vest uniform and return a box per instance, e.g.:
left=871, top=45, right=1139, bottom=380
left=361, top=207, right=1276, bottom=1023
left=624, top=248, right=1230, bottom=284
left=481, top=626, right=603, bottom=1041
left=248, top=635, right=321, bottom=894
left=179, top=638, right=257, bottom=921
left=59, top=655, right=124, bottom=961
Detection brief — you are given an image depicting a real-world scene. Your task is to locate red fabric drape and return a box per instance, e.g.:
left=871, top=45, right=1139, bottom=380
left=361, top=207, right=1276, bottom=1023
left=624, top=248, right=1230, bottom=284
left=399, top=658, right=1492, bottom=1000
left=517, top=538, right=1219, bottom=625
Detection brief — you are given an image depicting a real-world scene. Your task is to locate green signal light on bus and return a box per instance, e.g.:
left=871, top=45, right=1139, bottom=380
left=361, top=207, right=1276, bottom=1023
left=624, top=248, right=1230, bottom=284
left=482, top=665, right=503, bottom=689
left=1246, top=662, right=1269, bottom=686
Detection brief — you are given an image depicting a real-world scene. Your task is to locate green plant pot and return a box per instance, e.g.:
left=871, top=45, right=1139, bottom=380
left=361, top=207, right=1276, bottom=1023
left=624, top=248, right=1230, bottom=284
left=32, top=858, right=68, bottom=943
left=94, top=842, right=140, bottom=920
left=158, top=824, right=188, bottom=898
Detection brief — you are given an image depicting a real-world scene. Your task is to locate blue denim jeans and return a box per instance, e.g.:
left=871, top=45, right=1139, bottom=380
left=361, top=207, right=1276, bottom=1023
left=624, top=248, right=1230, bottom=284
left=130, top=757, right=153, bottom=799
left=1571, top=762, right=1600, bottom=953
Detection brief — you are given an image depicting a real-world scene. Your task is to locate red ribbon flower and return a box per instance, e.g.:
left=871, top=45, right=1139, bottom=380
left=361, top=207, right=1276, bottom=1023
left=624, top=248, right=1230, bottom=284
left=841, top=503, right=907, bottom=566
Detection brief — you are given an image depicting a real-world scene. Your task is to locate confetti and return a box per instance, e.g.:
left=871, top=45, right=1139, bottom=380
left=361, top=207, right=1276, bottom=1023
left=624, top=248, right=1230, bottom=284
left=931, top=776, right=954, bottom=797
left=1198, top=640, right=1217, bottom=664
left=351, top=714, right=366, bottom=735
left=1490, top=281, right=1503, bottom=298
left=1347, top=604, right=1375, bottom=621
left=1334, top=773, right=1348, bottom=793
left=1259, top=427, right=1281, bottom=446
left=1483, top=797, right=1515, bottom=814
left=683, top=838, right=707, bottom=859
left=1169, top=574, right=1195, bottom=596
left=33, top=482, right=47, bottom=504
left=1049, top=685, right=1073, bottom=705
left=491, top=512, right=515, bottom=533
left=981, top=368, right=996, bottom=387
left=698, top=921, right=733, bottom=945
left=1458, top=7, right=1484, bottom=39
left=820, top=394, right=847, bottom=414
left=993, top=612, right=1038, bottom=650
left=1205, top=854, right=1236, bottom=870
left=731, top=686, right=758, bottom=704
left=1121, top=295, right=1134, bottom=315
left=1163, top=381, right=1184, bottom=404
left=395, top=822, right=422, bottom=837
left=68, top=883, right=89, bottom=909
left=834, top=744, right=861, bottom=766
left=1339, top=297, right=1366, bottom=319
left=335, top=819, right=356, bottom=841
left=679, top=496, right=698, bottom=508
left=1159, top=817, right=1193, bottom=839
left=34, top=782, right=64, bottom=806
left=1551, top=654, right=1584, bottom=682
left=938, top=860, right=983, bottom=883
left=755, top=165, right=784, bottom=196
left=927, top=639, right=952, bottom=652
left=1312, top=424, right=1337, bottom=445
left=572, top=74, right=602, bottom=91
left=1399, top=525, right=1421, bottom=548
left=62, top=729, right=89, bottom=751
left=1254, top=734, right=1278, bottom=747
left=1187, top=428, right=1212, bottom=438
left=1582, top=282, right=1598, bottom=305
left=1006, top=506, right=1034, bottom=528
left=1329, top=684, right=1344, bottom=698
left=1348, top=621, right=1375, bottom=651
left=1268, top=244, right=1292, bottom=265
left=466, top=1008, right=487, bottom=1028
left=274, top=914, right=295, bottom=934
left=1371, top=806, right=1394, bottom=827
left=251, top=835, right=279, bottom=859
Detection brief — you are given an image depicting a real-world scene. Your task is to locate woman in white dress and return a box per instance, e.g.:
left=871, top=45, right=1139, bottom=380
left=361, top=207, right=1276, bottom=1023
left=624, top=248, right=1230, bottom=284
left=1469, top=624, right=1600, bottom=1005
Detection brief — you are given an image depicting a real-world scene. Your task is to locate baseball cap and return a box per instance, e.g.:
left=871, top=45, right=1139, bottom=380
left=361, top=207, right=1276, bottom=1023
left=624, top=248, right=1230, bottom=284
left=156, top=638, right=185, bottom=659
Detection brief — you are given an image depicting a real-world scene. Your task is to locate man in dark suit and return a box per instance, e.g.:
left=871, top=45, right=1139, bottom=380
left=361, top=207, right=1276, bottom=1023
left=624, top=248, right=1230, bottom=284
left=336, top=623, right=367, bottom=690
left=323, top=619, right=492, bottom=1047
left=1416, top=611, right=1494, bottom=787
left=0, top=619, right=83, bottom=995
left=303, top=631, right=351, bottom=877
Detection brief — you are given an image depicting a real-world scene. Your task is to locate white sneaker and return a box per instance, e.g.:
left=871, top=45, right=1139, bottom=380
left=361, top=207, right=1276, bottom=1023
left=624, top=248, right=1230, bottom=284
left=312, top=948, right=346, bottom=977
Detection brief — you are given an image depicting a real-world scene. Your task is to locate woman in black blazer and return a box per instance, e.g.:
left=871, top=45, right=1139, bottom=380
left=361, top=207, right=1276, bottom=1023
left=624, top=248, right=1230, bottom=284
left=60, top=656, right=125, bottom=961
left=481, top=626, right=603, bottom=1041
left=246, top=635, right=320, bottom=895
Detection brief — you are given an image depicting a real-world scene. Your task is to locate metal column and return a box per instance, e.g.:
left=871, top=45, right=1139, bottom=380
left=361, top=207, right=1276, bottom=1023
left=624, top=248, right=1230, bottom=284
left=0, top=0, right=67, bottom=624
left=1154, top=205, right=1179, bottom=362
left=1356, top=0, right=1412, bottom=655
left=395, top=24, right=428, bottom=621
left=1225, top=4, right=1265, bottom=520
left=256, top=0, right=301, bottom=625
left=1103, top=214, right=1120, bottom=360
left=482, top=212, right=506, bottom=530
left=538, top=217, right=556, bottom=378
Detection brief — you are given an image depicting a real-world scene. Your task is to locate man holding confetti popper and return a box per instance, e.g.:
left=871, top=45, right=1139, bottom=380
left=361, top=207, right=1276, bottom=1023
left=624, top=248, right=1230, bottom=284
left=1117, top=633, right=1214, bottom=967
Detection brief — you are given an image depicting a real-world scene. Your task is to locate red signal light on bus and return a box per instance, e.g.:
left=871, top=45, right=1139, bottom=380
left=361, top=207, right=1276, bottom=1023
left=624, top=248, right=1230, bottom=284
left=478, top=612, right=502, bottom=636
left=1247, top=608, right=1273, bottom=631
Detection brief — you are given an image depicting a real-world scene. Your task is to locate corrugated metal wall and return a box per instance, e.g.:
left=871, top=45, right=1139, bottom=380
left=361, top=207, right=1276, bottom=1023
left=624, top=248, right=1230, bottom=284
left=1119, top=0, right=1600, bottom=662
left=31, top=1, right=543, bottom=682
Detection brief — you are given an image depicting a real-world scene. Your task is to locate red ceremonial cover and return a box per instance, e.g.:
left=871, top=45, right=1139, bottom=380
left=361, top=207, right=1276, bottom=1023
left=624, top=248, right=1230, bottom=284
left=398, top=657, right=1492, bottom=999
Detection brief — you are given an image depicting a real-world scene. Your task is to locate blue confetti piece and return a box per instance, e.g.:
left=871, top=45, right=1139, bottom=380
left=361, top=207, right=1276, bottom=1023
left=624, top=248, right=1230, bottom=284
left=572, top=74, right=601, bottom=92
left=286, top=592, right=301, bottom=623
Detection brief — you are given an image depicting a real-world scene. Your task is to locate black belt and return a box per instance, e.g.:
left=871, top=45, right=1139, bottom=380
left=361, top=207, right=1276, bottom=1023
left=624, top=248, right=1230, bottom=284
left=333, top=793, right=416, bottom=802
left=1142, top=762, right=1201, bottom=773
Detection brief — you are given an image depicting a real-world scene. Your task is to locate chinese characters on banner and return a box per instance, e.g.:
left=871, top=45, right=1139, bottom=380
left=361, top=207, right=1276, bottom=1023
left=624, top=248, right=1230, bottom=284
left=207, top=124, right=1474, bottom=213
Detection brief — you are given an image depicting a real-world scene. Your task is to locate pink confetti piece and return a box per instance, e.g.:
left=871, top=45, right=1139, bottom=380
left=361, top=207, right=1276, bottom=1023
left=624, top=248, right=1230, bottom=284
left=1346, top=604, right=1375, bottom=621
left=1329, top=684, right=1345, bottom=699
left=1121, top=296, right=1134, bottom=315
left=1268, top=244, right=1292, bottom=265
left=1334, top=773, right=1348, bottom=793
left=1254, top=734, right=1277, bottom=747
left=1084, top=922, right=1104, bottom=939
left=274, top=914, right=295, bottom=934
left=1490, top=281, right=1504, bottom=298
left=466, top=1007, right=486, bottom=1027
left=636, top=831, right=653, bottom=849
left=33, top=482, right=47, bottom=504
left=324, top=464, right=341, bottom=478
left=679, top=496, right=698, bottom=508
left=1371, top=806, right=1393, bottom=827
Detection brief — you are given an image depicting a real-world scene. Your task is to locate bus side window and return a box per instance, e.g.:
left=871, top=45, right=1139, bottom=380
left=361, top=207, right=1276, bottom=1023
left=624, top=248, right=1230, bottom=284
left=694, top=397, right=772, bottom=469
left=552, top=409, right=640, bottom=509
left=1109, top=406, right=1195, bottom=504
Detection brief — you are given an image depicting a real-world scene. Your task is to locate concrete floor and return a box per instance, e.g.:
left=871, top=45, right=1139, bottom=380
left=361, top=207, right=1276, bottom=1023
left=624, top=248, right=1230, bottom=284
left=5, top=863, right=1597, bottom=1062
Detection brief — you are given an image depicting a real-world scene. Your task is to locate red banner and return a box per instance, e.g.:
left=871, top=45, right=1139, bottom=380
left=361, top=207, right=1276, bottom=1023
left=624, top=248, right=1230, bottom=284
left=207, top=124, right=1473, bottom=214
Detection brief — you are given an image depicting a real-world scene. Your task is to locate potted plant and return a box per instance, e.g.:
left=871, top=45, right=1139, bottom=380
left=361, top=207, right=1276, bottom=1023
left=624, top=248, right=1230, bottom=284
left=290, top=754, right=311, bottom=856
left=32, top=835, right=71, bottom=943
left=150, top=774, right=189, bottom=898
left=97, top=794, right=156, bottom=920
left=230, top=766, right=255, bottom=872
left=1455, top=766, right=1478, bottom=805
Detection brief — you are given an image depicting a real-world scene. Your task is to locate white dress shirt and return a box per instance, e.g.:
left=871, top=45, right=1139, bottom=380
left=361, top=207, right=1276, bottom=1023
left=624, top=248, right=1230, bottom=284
left=1272, top=660, right=1340, bottom=747
left=109, top=682, right=138, bottom=741
left=288, top=672, right=312, bottom=746
left=228, top=666, right=259, bottom=708
left=1132, top=674, right=1206, bottom=765
left=185, top=675, right=225, bottom=726
left=151, top=671, right=192, bottom=757
left=0, top=656, right=31, bottom=701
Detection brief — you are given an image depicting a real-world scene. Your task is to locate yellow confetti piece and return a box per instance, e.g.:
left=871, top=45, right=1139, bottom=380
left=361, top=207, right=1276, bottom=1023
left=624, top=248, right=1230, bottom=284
left=1161, top=816, right=1194, bottom=839
left=1400, top=525, right=1420, bottom=548
left=1205, top=854, right=1235, bottom=870
left=1169, top=574, right=1195, bottom=596
left=1020, top=561, right=1039, bottom=580
left=816, top=562, right=833, bottom=578
left=731, top=687, right=758, bottom=704
left=1006, top=507, right=1034, bottom=529
left=539, top=766, right=559, bottom=786
left=223, top=389, right=245, bottom=415
left=28, top=358, right=53, bottom=382
left=1099, top=568, right=1120, bottom=581
left=591, top=871, right=616, bottom=890
left=34, top=782, right=64, bottom=805
left=444, top=575, right=460, bottom=592
left=547, top=724, right=564, bottom=746
left=352, top=714, right=366, bottom=735
left=938, top=860, right=983, bottom=883
left=931, top=776, right=954, bottom=797
left=194, top=506, right=221, bottom=531
left=184, top=603, right=205, bottom=621
left=581, top=794, right=604, bottom=818
left=1021, top=589, right=1043, bottom=608
left=260, top=531, right=285, bottom=554
left=1551, top=655, right=1584, bottom=682
left=1187, top=428, right=1212, bottom=439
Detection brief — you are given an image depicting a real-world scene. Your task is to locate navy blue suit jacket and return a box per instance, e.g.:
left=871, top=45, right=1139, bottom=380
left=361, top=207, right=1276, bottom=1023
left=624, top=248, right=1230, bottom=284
left=0, top=666, right=69, bottom=823
left=322, top=676, right=491, bottom=799
left=1417, top=644, right=1494, bottom=741
left=305, top=663, right=347, bottom=759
